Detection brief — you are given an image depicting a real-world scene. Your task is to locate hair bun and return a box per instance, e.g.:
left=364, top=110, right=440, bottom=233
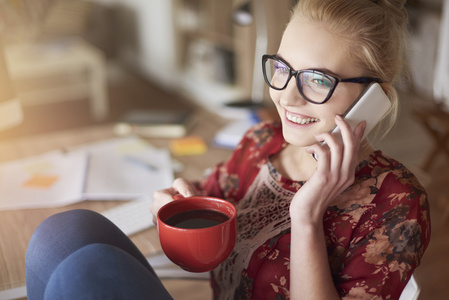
left=374, top=0, right=408, bottom=26
left=373, top=0, right=406, bottom=7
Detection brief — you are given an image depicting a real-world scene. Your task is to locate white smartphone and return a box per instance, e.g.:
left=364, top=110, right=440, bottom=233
left=314, top=82, right=391, bottom=159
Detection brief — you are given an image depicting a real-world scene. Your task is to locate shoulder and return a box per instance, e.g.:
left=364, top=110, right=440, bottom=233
left=232, top=120, right=285, bottom=160
left=355, top=151, right=431, bottom=262
left=371, top=151, right=430, bottom=240
left=360, top=151, right=428, bottom=210
left=333, top=152, right=431, bottom=297
left=337, top=151, right=428, bottom=212
left=240, top=120, right=283, bottom=147
left=331, top=150, right=431, bottom=253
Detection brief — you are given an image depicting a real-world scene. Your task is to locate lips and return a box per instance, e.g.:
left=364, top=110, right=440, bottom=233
left=286, top=111, right=319, bottom=125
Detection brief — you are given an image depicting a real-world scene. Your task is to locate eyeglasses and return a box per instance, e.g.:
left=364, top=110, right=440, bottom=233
left=262, top=54, right=383, bottom=104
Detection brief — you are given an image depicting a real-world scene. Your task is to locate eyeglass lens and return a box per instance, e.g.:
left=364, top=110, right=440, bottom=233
left=264, top=57, right=336, bottom=104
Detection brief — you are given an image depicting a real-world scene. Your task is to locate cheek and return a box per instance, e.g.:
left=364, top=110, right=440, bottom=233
left=269, top=89, right=284, bottom=117
left=269, top=88, right=280, bottom=105
left=335, top=85, right=364, bottom=110
left=328, top=87, right=362, bottom=116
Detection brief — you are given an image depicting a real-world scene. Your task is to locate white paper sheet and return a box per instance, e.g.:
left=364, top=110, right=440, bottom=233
left=76, top=137, right=174, bottom=200
left=0, top=150, right=87, bottom=210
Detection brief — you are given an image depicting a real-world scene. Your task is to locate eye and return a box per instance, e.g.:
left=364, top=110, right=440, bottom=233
left=312, top=77, right=332, bottom=88
left=303, top=72, right=333, bottom=89
left=273, top=61, right=290, bottom=74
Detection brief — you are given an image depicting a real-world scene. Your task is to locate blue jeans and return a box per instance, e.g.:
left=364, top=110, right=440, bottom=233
left=25, top=209, right=173, bottom=300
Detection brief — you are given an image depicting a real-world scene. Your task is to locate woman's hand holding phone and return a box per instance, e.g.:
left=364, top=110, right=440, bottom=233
left=290, top=115, right=366, bottom=225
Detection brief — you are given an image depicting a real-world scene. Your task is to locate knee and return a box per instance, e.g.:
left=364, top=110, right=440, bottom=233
left=26, top=210, right=107, bottom=299
left=41, top=209, right=103, bottom=229
left=29, top=210, right=101, bottom=246
left=26, top=209, right=111, bottom=262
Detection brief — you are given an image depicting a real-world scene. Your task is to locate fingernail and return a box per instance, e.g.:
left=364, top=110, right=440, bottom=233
left=185, top=190, right=196, bottom=197
left=173, top=194, right=185, bottom=200
left=336, top=115, right=343, bottom=121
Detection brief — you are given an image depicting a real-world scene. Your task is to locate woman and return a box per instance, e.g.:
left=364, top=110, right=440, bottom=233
left=152, top=0, right=430, bottom=299
left=26, top=0, right=430, bottom=299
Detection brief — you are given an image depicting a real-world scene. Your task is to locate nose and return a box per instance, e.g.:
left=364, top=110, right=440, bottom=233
left=279, top=76, right=307, bottom=106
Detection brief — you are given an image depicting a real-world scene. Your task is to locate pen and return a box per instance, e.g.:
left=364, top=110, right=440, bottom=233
left=124, top=155, right=158, bottom=171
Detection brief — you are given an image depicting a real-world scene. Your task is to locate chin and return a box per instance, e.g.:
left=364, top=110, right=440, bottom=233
left=281, top=126, right=316, bottom=147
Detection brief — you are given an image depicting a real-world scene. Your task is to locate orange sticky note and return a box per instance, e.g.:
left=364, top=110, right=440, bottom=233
left=23, top=174, right=59, bottom=189
left=170, top=136, right=208, bottom=156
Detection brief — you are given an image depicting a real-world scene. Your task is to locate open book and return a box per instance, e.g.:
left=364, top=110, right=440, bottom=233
left=0, top=137, right=174, bottom=211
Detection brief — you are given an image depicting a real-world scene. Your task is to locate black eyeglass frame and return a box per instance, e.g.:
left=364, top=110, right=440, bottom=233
left=262, top=54, right=383, bottom=104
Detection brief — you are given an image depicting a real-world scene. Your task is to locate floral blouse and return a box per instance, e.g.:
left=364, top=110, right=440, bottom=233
left=199, top=121, right=431, bottom=300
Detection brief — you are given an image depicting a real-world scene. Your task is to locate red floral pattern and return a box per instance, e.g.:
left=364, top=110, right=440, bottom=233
left=200, top=121, right=430, bottom=300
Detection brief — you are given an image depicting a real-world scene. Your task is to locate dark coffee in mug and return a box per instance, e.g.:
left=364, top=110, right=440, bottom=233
left=165, top=209, right=230, bottom=229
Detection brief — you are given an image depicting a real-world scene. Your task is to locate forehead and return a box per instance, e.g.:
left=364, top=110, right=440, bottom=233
left=278, top=17, right=361, bottom=78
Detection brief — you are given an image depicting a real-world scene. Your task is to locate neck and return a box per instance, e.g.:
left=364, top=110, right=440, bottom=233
left=272, top=144, right=317, bottom=182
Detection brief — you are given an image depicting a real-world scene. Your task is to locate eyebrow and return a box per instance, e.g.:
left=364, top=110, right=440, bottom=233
left=275, top=53, right=342, bottom=79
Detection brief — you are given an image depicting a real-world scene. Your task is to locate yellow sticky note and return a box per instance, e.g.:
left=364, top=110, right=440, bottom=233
left=23, top=174, right=59, bottom=189
left=170, top=136, right=208, bottom=156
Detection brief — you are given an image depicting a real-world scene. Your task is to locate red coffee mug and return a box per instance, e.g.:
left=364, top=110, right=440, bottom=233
left=157, top=195, right=237, bottom=272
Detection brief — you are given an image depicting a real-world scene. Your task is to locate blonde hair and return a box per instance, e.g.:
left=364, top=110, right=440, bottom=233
left=290, top=0, right=408, bottom=140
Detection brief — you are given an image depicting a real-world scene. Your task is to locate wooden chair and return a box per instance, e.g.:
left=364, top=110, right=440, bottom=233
left=412, top=104, right=449, bottom=171
left=412, top=104, right=449, bottom=222
left=399, top=274, right=420, bottom=300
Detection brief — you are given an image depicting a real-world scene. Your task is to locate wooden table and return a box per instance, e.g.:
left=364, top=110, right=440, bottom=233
left=0, top=109, right=233, bottom=299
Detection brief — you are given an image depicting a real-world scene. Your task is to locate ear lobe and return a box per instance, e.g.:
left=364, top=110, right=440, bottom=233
left=379, top=83, right=389, bottom=95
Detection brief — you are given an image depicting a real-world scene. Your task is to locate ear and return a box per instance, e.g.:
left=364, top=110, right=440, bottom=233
left=379, top=83, right=390, bottom=95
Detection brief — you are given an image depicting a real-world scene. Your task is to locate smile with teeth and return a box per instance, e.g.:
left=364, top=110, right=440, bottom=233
left=286, top=111, right=319, bottom=125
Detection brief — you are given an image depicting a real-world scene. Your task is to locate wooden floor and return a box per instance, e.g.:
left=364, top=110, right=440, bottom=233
left=1, top=64, right=448, bottom=299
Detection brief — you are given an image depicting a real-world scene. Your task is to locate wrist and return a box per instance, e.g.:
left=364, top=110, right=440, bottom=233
left=290, top=201, right=326, bottom=228
left=290, top=212, right=324, bottom=234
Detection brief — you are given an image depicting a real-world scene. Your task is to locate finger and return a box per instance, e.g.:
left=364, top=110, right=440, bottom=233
left=150, top=177, right=196, bottom=215
left=334, top=115, right=354, bottom=143
left=307, top=141, right=330, bottom=173
left=335, top=116, right=358, bottom=160
left=353, top=120, right=366, bottom=143
left=172, top=178, right=197, bottom=197
left=336, top=116, right=366, bottom=147
left=349, top=120, right=366, bottom=162
left=336, top=117, right=365, bottom=186
left=316, top=131, right=343, bottom=174
left=150, top=188, right=175, bottom=219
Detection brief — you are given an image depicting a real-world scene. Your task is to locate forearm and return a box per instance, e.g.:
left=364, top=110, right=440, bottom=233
left=290, top=219, right=340, bottom=300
